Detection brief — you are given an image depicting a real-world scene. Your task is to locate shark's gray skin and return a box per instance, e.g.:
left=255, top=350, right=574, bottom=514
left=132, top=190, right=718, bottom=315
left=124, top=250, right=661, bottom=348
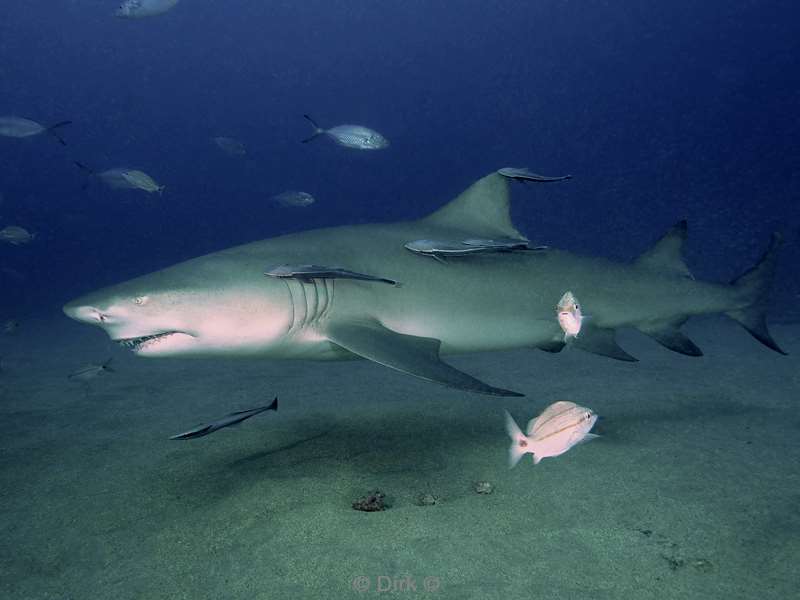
left=170, top=397, right=278, bottom=440
left=63, top=172, right=786, bottom=397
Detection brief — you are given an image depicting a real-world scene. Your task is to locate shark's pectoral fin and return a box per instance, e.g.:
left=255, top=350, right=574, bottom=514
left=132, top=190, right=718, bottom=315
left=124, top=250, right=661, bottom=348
left=572, top=324, right=638, bottom=362
left=636, top=320, right=703, bottom=356
left=325, top=319, right=524, bottom=397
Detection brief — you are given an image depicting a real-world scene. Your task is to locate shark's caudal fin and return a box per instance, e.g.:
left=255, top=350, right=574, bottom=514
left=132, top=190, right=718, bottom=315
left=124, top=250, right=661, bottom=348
left=726, top=233, right=787, bottom=355
left=504, top=410, right=528, bottom=467
left=325, top=319, right=524, bottom=397
left=301, top=114, right=324, bottom=143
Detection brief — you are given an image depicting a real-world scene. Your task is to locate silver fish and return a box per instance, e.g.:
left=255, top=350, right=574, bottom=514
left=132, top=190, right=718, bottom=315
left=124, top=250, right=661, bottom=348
left=0, top=117, right=71, bottom=145
left=116, top=0, right=180, bottom=19
left=265, top=264, right=399, bottom=286
left=170, top=397, right=278, bottom=439
left=0, top=226, right=36, bottom=245
left=212, top=136, right=246, bottom=156
left=68, top=358, right=114, bottom=382
left=301, top=115, right=389, bottom=150
left=497, top=167, right=571, bottom=183
left=271, top=190, right=315, bottom=208
left=99, top=168, right=164, bottom=194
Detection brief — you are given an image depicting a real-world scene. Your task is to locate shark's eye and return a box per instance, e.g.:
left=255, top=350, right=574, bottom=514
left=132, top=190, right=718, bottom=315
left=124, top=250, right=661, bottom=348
left=133, top=296, right=149, bottom=306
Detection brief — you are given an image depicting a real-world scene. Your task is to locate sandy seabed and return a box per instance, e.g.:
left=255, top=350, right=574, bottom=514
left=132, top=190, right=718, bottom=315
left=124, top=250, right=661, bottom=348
left=1, top=314, right=798, bottom=600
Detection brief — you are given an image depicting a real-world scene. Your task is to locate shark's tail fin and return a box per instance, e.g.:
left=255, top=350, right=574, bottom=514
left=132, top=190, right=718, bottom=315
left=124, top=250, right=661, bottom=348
left=726, top=233, right=786, bottom=355
left=45, top=120, right=72, bottom=145
left=504, top=410, right=528, bottom=468
left=301, top=114, right=324, bottom=143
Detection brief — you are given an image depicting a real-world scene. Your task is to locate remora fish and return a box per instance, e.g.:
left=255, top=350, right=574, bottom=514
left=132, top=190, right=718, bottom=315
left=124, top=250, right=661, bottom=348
left=0, top=226, right=36, bottom=245
left=301, top=115, right=389, bottom=150
left=504, top=401, right=599, bottom=466
left=63, top=171, right=786, bottom=397
left=68, top=358, right=114, bottom=382
left=265, top=264, right=399, bottom=286
left=404, top=237, right=539, bottom=260
left=0, top=116, right=72, bottom=145
left=170, top=397, right=278, bottom=439
left=116, top=0, right=180, bottom=18
left=498, top=167, right=571, bottom=183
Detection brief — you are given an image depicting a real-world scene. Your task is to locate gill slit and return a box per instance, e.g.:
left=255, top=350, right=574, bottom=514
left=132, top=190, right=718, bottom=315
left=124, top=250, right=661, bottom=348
left=284, top=278, right=335, bottom=335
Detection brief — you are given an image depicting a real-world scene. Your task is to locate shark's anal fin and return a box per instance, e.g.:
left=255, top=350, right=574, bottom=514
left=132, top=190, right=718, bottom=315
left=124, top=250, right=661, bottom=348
left=571, top=324, right=638, bottom=362
left=636, top=320, right=703, bottom=356
left=325, top=319, right=524, bottom=397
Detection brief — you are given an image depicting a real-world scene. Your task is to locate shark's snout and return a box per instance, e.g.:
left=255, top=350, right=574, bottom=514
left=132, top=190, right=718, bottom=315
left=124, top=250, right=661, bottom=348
left=63, top=302, right=107, bottom=325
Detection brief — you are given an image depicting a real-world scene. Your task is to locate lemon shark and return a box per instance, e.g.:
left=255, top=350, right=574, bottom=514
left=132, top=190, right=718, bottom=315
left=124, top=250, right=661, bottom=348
left=63, top=171, right=786, bottom=396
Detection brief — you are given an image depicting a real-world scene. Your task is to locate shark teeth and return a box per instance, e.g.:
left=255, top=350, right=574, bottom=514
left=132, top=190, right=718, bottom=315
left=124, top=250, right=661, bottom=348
left=117, top=332, right=177, bottom=351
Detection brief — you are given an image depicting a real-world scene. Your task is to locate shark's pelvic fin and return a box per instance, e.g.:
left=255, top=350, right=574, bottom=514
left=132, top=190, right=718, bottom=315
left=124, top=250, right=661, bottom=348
left=636, top=319, right=703, bottom=356
left=534, top=338, right=567, bottom=353
left=635, top=220, right=693, bottom=279
left=325, top=319, right=524, bottom=396
left=726, top=232, right=787, bottom=355
left=422, top=172, right=526, bottom=240
left=571, top=323, right=638, bottom=362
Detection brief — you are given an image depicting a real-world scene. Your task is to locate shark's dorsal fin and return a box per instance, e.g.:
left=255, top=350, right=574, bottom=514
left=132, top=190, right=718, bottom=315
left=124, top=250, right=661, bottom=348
left=422, top=172, right=526, bottom=239
left=635, top=220, right=693, bottom=279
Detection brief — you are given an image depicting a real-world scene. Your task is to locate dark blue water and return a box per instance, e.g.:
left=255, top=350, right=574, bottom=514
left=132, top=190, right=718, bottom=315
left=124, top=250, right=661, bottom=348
left=1, top=0, right=798, bottom=314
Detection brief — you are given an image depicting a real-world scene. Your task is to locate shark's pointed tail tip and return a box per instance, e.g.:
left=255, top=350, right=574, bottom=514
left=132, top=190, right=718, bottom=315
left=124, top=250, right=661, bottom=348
left=726, top=232, right=787, bottom=355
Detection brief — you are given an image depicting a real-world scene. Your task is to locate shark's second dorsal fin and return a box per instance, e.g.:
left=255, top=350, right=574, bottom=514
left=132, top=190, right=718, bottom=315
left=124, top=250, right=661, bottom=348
left=422, top=172, right=526, bottom=239
left=635, top=220, right=693, bottom=279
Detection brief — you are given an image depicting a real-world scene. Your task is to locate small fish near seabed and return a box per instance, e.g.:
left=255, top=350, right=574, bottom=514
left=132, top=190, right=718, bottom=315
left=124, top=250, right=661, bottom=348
left=0, top=226, right=36, bottom=245
left=116, top=0, right=180, bottom=19
left=68, top=358, right=115, bottom=382
left=212, top=136, right=247, bottom=156
left=505, top=401, right=599, bottom=466
left=265, top=264, right=399, bottom=286
left=301, top=115, right=389, bottom=150
left=271, top=190, right=315, bottom=208
left=0, top=116, right=72, bottom=145
left=556, top=291, right=585, bottom=341
left=170, top=397, right=278, bottom=440
left=497, top=167, right=572, bottom=184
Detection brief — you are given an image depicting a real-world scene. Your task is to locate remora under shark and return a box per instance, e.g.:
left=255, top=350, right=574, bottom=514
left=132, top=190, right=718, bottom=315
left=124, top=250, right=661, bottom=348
left=63, top=171, right=786, bottom=396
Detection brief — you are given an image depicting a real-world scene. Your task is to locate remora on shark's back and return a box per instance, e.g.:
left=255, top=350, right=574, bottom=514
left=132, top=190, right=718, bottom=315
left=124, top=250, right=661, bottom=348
left=63, top=169, right=786, bottom=397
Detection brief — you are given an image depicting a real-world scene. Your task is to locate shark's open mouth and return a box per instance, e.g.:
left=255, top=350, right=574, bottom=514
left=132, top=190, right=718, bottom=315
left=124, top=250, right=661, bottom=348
left=116, top=331, right=185, bottom=352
